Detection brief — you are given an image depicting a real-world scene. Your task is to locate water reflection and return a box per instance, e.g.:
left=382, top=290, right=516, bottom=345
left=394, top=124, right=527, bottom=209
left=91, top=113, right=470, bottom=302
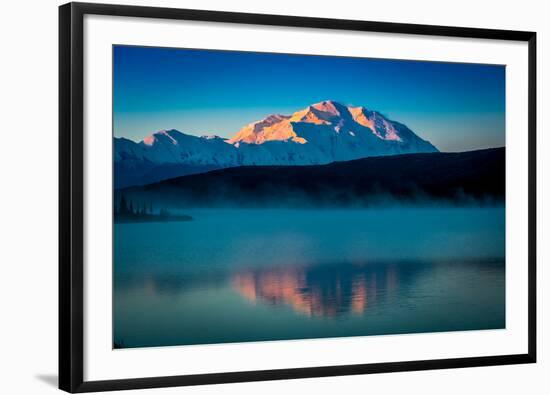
left=113, top=208, right=506, bottom=347
left=114, top=257, right=505, bottom=347
left=231, top=262, right=405, bottom=318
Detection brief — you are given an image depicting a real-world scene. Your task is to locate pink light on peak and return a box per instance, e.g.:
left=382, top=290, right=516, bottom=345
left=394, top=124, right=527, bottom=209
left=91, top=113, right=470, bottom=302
left=142, top=135, right=156, bottom=146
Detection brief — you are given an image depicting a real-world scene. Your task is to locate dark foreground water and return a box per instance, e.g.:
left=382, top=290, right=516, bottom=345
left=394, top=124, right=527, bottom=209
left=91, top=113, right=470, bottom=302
left=113, top=208, right=505, bottom=348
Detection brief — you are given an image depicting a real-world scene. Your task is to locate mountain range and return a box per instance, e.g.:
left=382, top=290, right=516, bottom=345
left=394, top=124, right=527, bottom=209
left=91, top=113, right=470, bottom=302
left=114, top=100, right=438, bottom=188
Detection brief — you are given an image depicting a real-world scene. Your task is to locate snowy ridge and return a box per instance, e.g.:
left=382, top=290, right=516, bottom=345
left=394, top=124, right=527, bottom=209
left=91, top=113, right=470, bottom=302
left=114, top=100, right=438, bottom=188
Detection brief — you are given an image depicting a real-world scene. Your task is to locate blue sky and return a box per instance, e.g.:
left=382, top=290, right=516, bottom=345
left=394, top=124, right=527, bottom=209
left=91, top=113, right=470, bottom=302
left=113, top=45, right=505, bottom=152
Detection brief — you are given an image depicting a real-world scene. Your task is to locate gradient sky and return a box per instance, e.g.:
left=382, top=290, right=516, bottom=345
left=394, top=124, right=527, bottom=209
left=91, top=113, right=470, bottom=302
left=113, top=45, right=505, bottom=152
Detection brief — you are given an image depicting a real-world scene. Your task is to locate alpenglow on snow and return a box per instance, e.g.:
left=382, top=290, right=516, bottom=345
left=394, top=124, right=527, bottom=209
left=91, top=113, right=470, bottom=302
left=114, top=100, right=438, bottom=188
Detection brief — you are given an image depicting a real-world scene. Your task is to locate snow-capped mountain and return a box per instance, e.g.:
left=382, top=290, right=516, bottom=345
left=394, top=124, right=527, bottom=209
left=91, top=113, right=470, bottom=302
left=115, top=100, right=438, bottom=188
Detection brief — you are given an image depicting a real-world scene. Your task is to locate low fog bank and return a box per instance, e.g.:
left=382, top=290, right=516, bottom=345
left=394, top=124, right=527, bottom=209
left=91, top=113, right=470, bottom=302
left=115, top=186, right=504, bottom=212
left=115, top=147, right=505, bottom=211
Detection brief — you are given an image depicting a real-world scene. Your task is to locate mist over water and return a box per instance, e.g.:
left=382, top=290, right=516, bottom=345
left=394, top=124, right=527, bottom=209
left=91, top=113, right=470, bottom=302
left=113, top=207, right=505, bottom=348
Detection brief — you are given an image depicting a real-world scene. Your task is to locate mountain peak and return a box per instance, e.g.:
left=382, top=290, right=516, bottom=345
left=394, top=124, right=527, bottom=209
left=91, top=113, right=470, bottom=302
left=143, top=129, right=181, bottom=146
left=311, top=100, right=345, bottom=112
left=226, top=100, right=435, bottom=147
left=287, top=100, right=348, bottom=126
left=310, top=100, right=350, bottom=119
left=227, top=114, right=293, bottom=144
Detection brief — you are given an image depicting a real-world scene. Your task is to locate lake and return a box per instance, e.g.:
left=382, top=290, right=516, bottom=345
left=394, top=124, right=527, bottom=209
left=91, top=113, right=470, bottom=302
left=113, top=207, right=505, bottom=348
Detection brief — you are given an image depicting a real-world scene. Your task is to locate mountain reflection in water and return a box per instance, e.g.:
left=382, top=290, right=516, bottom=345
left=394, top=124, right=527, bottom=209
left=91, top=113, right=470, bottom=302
left=232, top=262, right=406, bottom=318
left=114, top=257, right=505, bottom=347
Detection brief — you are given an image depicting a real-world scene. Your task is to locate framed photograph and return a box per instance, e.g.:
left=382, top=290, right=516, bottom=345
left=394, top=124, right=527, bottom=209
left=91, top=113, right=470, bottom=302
left=59, top=2, right=536, bottom=392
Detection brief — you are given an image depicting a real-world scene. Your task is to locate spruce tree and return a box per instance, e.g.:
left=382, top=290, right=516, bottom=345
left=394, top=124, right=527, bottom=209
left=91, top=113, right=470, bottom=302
left=120, top=195, right=128, bottom=215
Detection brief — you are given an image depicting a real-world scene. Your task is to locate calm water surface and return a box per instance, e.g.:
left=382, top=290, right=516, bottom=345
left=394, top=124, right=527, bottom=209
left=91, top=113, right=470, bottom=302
left=113, top=208, right=505, bottom=348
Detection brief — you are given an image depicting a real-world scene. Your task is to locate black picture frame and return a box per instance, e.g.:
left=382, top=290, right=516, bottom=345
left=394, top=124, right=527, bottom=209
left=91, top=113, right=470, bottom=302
left=59, top=2, right=537, bottom=392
